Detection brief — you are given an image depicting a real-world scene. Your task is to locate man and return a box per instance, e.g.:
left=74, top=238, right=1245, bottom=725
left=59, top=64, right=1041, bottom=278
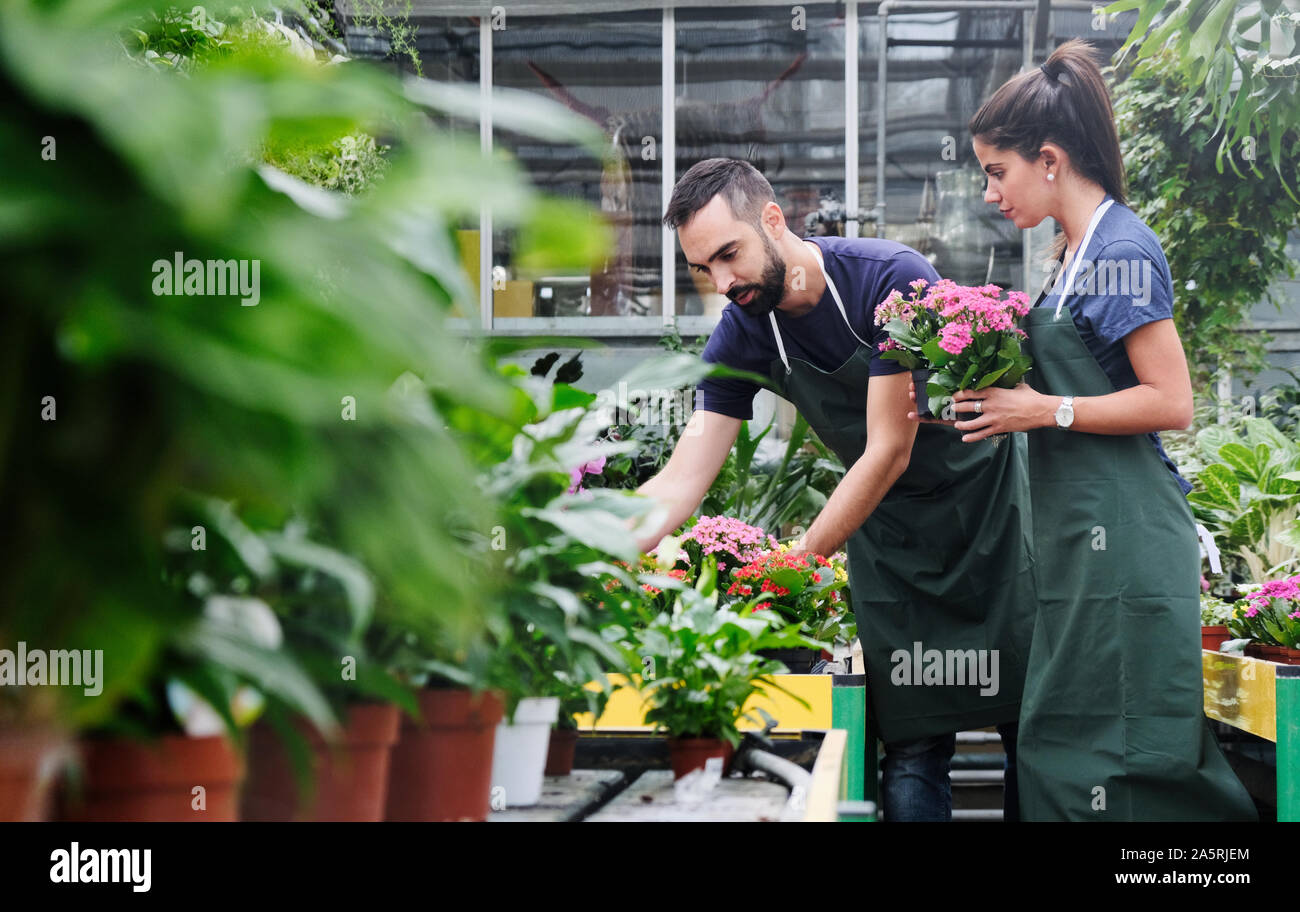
left=636, top=158, right=1036, bottom=822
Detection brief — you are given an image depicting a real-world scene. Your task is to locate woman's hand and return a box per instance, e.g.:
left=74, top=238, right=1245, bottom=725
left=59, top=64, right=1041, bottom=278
left=949, top=384, right=1053, bottom=442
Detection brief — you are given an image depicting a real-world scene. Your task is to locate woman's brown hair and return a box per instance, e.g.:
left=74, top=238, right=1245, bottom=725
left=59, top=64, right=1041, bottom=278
left=969, top=39, right=1127, bottom=263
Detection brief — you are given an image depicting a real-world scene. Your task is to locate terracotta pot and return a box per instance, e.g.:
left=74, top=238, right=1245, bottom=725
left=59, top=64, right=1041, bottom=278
left=667, top=737, right=734, bottom=780
left=0, top=728, right=67, bottom=822
left=384, top=688, right=503, bottom=822
left=1245, top=643, right=1300, bottom=665
left=1201, top=625, right=1231, bottom=652
left=545, top=728, right=579, bottom=777
left=241, top=703, right=400, bottom=822
left=65, top=733, right=243, bottom=821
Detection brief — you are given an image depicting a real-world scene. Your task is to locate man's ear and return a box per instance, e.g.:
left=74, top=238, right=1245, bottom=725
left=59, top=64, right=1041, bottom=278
left=760, top=199, right=786, bottom=240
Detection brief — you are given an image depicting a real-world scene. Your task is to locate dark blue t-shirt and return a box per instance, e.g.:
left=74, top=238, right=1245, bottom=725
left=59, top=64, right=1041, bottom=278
left=1040, top=197, right=1192, bottom=494
left=695, top=237, right=939, bottom=419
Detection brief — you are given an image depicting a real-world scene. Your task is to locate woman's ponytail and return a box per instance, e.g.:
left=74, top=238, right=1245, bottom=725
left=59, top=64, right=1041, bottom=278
left=969, top=39, right=1127, bottom=206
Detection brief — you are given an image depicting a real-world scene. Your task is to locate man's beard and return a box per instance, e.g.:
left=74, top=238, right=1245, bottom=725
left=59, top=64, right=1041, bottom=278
left=727, top=238, right=787, bottom=318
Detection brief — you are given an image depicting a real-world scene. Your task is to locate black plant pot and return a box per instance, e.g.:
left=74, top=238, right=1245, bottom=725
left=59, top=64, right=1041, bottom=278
left=759, top=647, right=821, bottom=674
left=911, top=368, right=937, bottom=419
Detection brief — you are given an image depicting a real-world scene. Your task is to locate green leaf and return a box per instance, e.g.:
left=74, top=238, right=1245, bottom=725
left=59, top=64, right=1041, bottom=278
left=1197, top=463, right=1242, bottom=511
left=1217, top=442, right=1260, bottom=482
left=921, top=338, right=952, bottom=368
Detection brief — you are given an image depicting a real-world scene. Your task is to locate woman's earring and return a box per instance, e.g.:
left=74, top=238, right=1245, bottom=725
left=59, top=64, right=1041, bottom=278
left=1047, top=173, right=1055, bottom=182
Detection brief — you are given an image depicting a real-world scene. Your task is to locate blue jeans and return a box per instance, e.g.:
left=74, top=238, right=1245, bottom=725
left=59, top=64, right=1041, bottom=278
left=881, top=722, right=1018, bottom=821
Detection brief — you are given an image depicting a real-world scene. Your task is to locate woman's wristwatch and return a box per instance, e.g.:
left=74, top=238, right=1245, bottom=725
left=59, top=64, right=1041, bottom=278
left=1055, top=395, right=1075, bottom=429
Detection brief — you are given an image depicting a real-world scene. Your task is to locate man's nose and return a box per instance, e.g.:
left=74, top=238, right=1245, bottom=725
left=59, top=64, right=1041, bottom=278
left=713, top=269, right=735, bottom=295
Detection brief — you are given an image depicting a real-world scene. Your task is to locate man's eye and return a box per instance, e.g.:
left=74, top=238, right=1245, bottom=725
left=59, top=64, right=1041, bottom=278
left=721, top=251, right=736, bottom=261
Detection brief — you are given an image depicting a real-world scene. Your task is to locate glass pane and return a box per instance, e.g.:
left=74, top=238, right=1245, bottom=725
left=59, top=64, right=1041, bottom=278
left=675, top=4, right=847, bottom=318
left=492, top=10, right=663, bottom=321
left=352, top=15, right=482, bottom=322
left=859, top=10, right=1025, bottom=290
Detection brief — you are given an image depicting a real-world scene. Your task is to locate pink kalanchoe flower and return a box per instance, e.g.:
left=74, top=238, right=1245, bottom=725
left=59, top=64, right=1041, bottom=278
left=938, top=321, right=973, bottom=355
left=680, top=516, right=778, bottom=567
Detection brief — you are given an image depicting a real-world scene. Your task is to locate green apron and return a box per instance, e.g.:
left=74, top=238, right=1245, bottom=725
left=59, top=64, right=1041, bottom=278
left=765, top=243, right=1036, bottom=744
left=1017, top=201, right=1256, bottom=820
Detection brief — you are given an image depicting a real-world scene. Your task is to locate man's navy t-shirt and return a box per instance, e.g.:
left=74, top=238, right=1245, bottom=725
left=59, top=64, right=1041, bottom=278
left=695, top=237, right=939, bottom=420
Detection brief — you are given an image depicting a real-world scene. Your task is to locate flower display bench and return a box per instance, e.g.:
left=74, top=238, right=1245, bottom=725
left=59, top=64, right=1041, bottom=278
left=1202, top=651, right=1300, bottom=821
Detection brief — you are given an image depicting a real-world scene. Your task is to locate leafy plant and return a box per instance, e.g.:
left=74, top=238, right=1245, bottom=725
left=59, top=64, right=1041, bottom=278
left=700, top=414, right=844, bottom=534
left=1187, top=417, right=1300, bottom=582
left=1112, top=51, right=1300, bottom=386
left=0, top=0, right=608, bottom=729
left=1201, top=593, right=1236, bottom=626
left=632, top=563, right=817, bottom=747
left=724, top=547, right=853, bottom=648
left=1226, top=575, right=1300, bottom=647
left=1109, top=0, right=1300, bottom=198
left=874, top=279, right=1033, bottom=418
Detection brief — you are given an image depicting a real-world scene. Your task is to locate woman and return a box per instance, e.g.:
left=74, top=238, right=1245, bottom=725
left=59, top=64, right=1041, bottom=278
left=915, top=39, right=1257, bottom=821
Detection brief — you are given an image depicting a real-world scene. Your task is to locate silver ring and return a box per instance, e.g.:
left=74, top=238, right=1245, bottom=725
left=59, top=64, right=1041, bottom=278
left=973, top=400, right=983, bottom=414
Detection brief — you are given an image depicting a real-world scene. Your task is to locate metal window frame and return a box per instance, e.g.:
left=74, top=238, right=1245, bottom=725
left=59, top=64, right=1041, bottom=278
left=478, top=1, right=1076, bottom=337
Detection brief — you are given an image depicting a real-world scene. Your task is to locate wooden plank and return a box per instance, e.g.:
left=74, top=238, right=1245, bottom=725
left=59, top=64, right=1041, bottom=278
left=585, top=770, right=789, bottom=822
left=573, top=674, right=834, bottom=733
left=799, top=728, right=846, bottom=823
left=488, top=770, right=626, bottom=823
left=1202, top=651, right=1277, bottom=742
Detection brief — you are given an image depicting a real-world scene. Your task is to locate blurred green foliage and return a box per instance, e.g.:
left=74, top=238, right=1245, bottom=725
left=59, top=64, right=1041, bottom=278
left=1109, top=0, right=1300, bottom=198
left=0, top=0, right=608, bottom=728
left=1113, top=52, right=1300, bottom=386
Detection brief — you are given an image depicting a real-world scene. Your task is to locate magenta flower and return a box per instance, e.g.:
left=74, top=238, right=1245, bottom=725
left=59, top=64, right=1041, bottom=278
left=567, top=455, right=607, bottom=494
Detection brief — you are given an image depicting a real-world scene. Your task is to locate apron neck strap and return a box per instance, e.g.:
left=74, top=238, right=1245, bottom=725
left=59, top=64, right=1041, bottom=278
left=805, top=240, right=870, bottom=347
left=1053, top=197, right=1115, bottom=320
left=769, top=311, right=792, bottom=374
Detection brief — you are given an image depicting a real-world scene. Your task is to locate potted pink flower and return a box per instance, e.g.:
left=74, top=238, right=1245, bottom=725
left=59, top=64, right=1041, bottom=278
left=875, top=279, right=1034, bottom=418
left=1229, top=575, right=1300, bottom=665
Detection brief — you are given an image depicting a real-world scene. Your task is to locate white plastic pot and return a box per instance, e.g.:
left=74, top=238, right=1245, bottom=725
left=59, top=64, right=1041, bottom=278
left=489, top=697, right=560, bottom=808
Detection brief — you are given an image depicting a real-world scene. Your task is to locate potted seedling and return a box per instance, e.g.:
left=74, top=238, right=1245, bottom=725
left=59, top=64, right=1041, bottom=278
left=632, top=558, right=818, bottom=778
left=478, top=363, right=660, bottom=807
left=1200, top=592, right=1235, bottom=652
left=59, top=585, right=336, bottom=822
left=163, top=504, right=418, bottom=823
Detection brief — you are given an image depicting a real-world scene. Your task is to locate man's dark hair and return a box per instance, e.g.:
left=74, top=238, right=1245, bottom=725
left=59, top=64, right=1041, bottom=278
left=662, top=158, right=775, bottom=230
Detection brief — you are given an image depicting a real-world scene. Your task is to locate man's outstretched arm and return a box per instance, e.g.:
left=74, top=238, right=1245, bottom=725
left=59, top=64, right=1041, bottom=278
left=636, top=409, right=741, bottom=552
left=795, top=371, right=917, bottom=557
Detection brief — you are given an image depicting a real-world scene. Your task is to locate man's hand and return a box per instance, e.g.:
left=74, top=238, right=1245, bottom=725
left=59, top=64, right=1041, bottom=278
left=635, top=409, right=741, bottom=552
